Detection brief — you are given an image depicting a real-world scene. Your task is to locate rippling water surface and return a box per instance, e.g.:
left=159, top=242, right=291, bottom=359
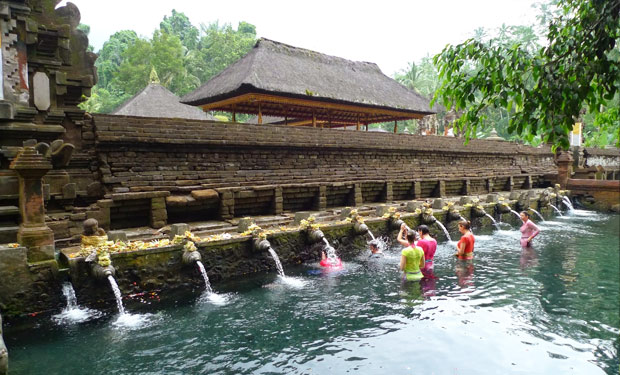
left=6, top=211, right=619, bottom=374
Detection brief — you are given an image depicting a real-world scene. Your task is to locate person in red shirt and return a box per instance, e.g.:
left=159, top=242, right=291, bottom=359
left=456, top=220, right=475, bottom=260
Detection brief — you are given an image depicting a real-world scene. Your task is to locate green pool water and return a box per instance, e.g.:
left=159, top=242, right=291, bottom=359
left=4, top=210, right=619, bottom=374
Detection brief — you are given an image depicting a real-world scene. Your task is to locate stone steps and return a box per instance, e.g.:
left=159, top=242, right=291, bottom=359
left=0, top=226, right=18, bottom=244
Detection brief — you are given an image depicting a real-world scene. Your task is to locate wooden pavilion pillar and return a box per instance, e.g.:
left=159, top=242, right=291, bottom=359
left=356, top=116, right=360, bottom=131
left=393, top=120, right=398, bottom=133
left=312, top=112, right=317, bottom=128
left=258, top=102, right=262, bottom=124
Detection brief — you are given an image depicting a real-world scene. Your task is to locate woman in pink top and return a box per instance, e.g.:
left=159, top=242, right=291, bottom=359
left=416, top=225, right=437, bottom=277
left=519, top=211, right=540, bottom=247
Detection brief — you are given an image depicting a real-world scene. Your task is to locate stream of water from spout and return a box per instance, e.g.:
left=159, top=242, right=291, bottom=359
left=62, top=282, right=78, bottom=309
left=267, top=247, right=286, bottom=278
left=529, top=208, right=545, bottom=221
left=562, top=196, right=574, bottom=212
left=549, top=204, right=563, bottom=216
left=434, top=221, right=452, bottom=242
left=483, top=213, right=499, bottom=228
left=322, top=237, right=339, bottom=264
left=368, top=230, right=375, bottom=240
left=196, top=261, right=214, bottom=294
left=509, top=209, right=522, bottom=221
left=107, top=275, right=126, bottom=315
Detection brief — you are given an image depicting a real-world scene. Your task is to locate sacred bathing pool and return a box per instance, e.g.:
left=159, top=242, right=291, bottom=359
left=0, top=1, right=618, bottom=374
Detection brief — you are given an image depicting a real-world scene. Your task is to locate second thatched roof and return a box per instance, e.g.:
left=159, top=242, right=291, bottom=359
left=181, top=39, right=435, bottom=125
left=114, top=83, right=215, bottom=121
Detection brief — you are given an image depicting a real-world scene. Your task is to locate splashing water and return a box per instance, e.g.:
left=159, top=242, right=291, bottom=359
left=52, top=282, right=101, bottom=324
left=368, top=230, right=375, bottom=240
left=322, top=237, right=340, bottom=265
left=107, top=275, right=126, bottom=315
left=370, top=236, right=390, bottom=252
left=529, top=208, right=545, bottom=221
left=196, top=261, right=213, bottom=294
left=549, top=204, right=563, bottom=216
left=267, top=247, right=285, bottom=278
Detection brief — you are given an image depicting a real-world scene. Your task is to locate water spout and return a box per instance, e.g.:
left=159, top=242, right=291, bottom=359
left=549, top=204, right=563, bottom=216
left=107, top=275, right=125, bottom=315
left=528, top=208, right=545, bottom=221
left=195, top=260, right=213, bottom=294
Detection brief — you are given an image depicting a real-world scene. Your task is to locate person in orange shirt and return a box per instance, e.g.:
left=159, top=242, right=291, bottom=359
left=455, top=220, right=475, bottom=260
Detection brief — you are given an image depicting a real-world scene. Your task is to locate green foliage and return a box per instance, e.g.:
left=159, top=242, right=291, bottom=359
left=188, top=21, right=256, bottom=84
left=93, top=30, right=138, bottom=90
left=160, top=9, right=199, bottom=50
left=394, top=56, right=440, bottom=98
left=433, top=0, right=620, bottom=150
left=80, top=12, right=256, bottom=114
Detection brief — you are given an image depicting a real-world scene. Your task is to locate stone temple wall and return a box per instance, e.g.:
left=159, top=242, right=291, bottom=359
left=80, top=114, right=557, bottom=231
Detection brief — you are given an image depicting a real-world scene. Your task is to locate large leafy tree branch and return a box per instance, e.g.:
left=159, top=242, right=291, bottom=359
left=432, top=0, right=620, bottom=150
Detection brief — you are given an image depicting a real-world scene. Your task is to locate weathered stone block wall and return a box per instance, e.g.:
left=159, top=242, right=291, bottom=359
left=0, top=246, right=62, bottom=317
left=583, top=147, right=620, bottom=169
left=93, top=114, right=556, bottom=193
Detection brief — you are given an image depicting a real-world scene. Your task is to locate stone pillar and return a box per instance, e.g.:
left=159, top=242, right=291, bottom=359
left=218, top=189, right=234, bottom=219
left=435, top=180, right=446, bottom=198
left=315, top=185, right=327, bottom=210
left=486, top=178, right=494, bottom=193
left=556, top=151, right=573, bottom=188
left=384, top=181, right=393, bottom=202
left=150, top=197, right=167, bottom=229
left=273, top=187, right=283, bottom=215
left=462, top=179, right=471, bottom=195
left=350, top=183, right=362, bottom=206
left=413, top=181, right=421, bottom=198
left=507, top=176, right=514, bottom=191
left=9, top=147, right=54, bottom=262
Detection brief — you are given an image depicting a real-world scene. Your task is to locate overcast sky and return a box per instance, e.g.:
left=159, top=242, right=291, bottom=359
left=59, top=0, right=539, bottom=76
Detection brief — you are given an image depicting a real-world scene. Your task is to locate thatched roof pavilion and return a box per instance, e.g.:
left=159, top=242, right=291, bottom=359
left=114, top=83, right=215, bottom=121
left=181, top=39, right=435, bottom=129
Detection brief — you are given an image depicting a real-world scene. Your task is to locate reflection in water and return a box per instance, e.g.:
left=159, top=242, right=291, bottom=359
left=520, top=246, right=539, bottom=270
left=455, top=260, right=475, bottom=288
left=5, top=213, right=619, bottom=375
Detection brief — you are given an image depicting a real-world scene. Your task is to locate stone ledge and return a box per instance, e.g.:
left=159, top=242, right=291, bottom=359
left=105, top=191, right=170, bottom=201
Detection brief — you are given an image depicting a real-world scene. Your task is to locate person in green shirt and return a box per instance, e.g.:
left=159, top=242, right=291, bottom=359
left=398, top=224, right=425, bottom=282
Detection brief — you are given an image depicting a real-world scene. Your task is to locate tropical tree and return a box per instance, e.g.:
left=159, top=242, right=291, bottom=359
left=432, top=0, right=620, bottom=149
left=160, top=9, right=199, bottom=50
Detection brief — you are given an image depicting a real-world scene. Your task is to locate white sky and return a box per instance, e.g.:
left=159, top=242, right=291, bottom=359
left=59, top=0, right=539, bottom=76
